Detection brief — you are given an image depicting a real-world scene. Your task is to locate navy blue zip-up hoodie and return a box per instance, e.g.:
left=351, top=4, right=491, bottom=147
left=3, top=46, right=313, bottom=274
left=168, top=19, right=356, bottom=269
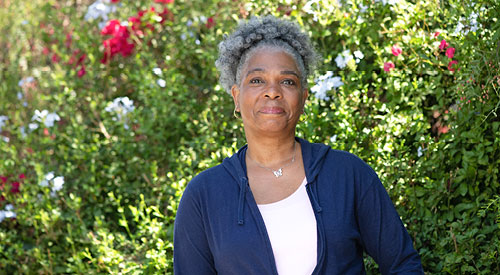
left=174, top=138, right=424, bottom=274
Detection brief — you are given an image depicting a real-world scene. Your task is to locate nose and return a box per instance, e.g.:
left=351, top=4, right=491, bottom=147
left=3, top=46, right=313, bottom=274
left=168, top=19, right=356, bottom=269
left=264, top=83, right=282, bottom=99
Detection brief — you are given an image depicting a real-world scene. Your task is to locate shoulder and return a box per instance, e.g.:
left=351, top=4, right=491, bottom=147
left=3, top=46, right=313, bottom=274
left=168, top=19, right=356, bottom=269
left=184, top=163, right=230, bottom=194
left=325, top=149, right=376, bottom=176
left=327, top=149, right=376, bottom=175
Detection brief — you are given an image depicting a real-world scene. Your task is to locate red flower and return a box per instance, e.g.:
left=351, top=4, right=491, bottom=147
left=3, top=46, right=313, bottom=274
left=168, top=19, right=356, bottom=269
left=101, top=20, right=135, bottom=63
left=438, top=125, right=449, bottom=134
left=129, top=16, right=142, bottom=32
left=439, top=39, right=449, bottom=51
left=0, top=176, right=7, bottom=184
left=448, top=60, right=458, bottom=71
left=391, top=45, right=402, bottom=57
left=77, top=65, right=86, bottom=78
left=383, top=62, right=395, bottom=72
left=11, top=181, right=20, bottom=194
left=65, top=33, right=72, bottom=48
left=155, top=0, right=174, bottom=3
left=158, top=8, right=173, bottom=23
left=42, top=47, right=50, bottom=55
left=19, top=174, right=25, bottom=179
left=51, top=53, right=60, bottom=63
left=206, top=17, right=215, bottom=29
left=101, top=19, right=122, bottom=36
left=445, top=47, right=455, bottom=59
left=77, top=54, right=86, bottom=66
left=43, top=128, right=50, bottom=136
left=433, top=31, right=440, bottom=38
left=111, top=0, right=120, bottom=3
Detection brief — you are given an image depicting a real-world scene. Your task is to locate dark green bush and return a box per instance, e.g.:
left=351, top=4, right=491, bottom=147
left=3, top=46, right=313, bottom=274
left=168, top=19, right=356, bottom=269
left=0, top=0, right=499, bottom=273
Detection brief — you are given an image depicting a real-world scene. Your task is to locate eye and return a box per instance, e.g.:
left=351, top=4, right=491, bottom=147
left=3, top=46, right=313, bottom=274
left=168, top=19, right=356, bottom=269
left=249, top=78, right=264, bottom=84
left=282, top=79, right=296, bottom=85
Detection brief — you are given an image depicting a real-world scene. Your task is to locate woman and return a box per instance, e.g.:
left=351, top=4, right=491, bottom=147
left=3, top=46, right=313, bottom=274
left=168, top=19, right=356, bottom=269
left=174, top=16, right=424, bottom=274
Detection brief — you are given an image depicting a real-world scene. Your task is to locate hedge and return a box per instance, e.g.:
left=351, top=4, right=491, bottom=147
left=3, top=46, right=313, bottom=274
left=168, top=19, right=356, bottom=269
left=1, top=0, right=499, bottom=273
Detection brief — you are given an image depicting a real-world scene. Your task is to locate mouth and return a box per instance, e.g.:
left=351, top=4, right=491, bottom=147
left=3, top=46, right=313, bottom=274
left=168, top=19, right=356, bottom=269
left=260, top=107, right=285, bottom=114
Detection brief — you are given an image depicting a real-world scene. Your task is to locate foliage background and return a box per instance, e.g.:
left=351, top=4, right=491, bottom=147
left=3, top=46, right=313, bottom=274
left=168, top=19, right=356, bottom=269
left=1, top=0, right=499, bottom=273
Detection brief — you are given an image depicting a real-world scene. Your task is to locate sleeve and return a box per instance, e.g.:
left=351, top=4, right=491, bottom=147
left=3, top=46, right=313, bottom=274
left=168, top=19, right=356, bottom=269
left=173, top=182, right=217, bottom=275
left=357, top=177, right=425, bottom=275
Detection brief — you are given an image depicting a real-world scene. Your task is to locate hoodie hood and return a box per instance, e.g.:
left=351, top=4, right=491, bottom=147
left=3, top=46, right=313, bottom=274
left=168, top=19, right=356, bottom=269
left=221, top=137, right=331, bottom=225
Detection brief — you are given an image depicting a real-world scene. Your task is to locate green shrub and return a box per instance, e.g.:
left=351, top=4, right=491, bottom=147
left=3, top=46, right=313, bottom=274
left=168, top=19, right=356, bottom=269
left=1, top=0, right=499, bottom=273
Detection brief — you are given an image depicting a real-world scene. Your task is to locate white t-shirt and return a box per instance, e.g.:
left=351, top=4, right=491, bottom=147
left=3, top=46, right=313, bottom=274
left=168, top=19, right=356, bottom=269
left=257, top=178, right=317, bottom=275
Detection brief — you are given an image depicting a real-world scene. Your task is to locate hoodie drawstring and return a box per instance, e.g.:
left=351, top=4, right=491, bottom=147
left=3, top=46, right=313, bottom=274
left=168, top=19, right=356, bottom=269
left=238, top=177, right=248, bottom=225
left=307, top=184, right=323, bottom=213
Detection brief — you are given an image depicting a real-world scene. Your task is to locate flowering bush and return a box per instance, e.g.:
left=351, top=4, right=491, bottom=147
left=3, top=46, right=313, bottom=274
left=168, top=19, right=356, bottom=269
left=1, top=0, right=499, bottom=273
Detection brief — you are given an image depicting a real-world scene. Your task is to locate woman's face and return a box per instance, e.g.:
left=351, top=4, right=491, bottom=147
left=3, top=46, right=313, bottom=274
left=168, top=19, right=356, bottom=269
left=231, top=47, right=308, bottom=136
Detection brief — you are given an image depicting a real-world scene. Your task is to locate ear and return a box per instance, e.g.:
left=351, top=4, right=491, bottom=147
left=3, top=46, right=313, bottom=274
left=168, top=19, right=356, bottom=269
left=231, top=84, right=240, bottom=111
left=302, top=88, right=309, bottom=106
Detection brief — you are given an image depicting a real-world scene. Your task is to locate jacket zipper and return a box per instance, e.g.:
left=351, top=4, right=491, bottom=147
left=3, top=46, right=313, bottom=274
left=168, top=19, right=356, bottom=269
left=306, top=182, right=326, bottom=275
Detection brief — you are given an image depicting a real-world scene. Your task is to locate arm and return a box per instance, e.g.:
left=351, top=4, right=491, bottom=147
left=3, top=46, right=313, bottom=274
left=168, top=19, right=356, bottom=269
left=357, top=177, right=424, bottom=275
left=174, top=183, right=216, bottom=275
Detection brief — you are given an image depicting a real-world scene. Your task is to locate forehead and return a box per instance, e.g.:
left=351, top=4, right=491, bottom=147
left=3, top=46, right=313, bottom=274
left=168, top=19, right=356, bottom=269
left=243, top=47, right=300, bottom=73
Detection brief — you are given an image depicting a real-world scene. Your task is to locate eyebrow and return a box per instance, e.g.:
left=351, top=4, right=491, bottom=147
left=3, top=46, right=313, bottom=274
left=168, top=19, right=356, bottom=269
left=245, top=68, right=299, bottom=78
left=246, top=68, right=264, bottom=77
left=280, top=70, right=299, bottom=78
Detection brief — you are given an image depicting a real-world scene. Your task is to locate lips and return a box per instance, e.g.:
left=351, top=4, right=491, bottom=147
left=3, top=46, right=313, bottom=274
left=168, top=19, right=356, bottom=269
left=260, top=106, right=285, bottom=114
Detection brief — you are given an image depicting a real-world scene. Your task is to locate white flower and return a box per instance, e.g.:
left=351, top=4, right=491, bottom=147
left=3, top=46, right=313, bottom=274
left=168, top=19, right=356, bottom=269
left=330, top=76, right=344, bottom=88
left=40, top=172, right=54, bottom=187
left=354, top=50, right=364, bottom=59
left=39, top=180, right=49, bottom=187
left=375, top=0, right=400, bottom=5
left=354, top=50, right=364, bottom=63
left=32, top=109, right=49, bottom=122
left=28, top=123, right=39, bottom=131
left=335, top=55, right=347, bottom=69
left=20, top=127, right=27, bottom=138
left=359, top=4, right=368, bottom=13
left=153, top=68, right=162, bottom=76
left=0, top=115, right=8, bottom=132
left=45, top=172, right=55, bottom=181
left=44, top=113, right=61, bottom=128
left=31, top=110, right=60, bottom=128
left=454, top=11, right=481, bottom=35
left=17, top=92, right=23, bottom=100
left=98, top=21, right=108, bottom=30
left=105, top=97, right=135, bottom=125
left=18, top=76, right=34, bottom=87
left=84, top=0, right=117, bottom=22
left=157, top=79, right=166, bottom=87
left=4, top=210, right=16, bottom=218
left=330, top=135, right=337, bottom=143
left=335, top=50, right=354, bottom=69
left=303, top=0, right=319, bottom=14
left=52, top=176, right=65, bottom=192
left=40, top=172, right=64, bottom=194
left=0, top=205, right=17, bottom=223
left=310, top=71, right=344, bottom=101
left=454, top=22, right=465, bottom=35
left=186, top=20, right=193, bottom=27
left=2, top=136, right=9, bottom=143
left=417, top=147, right=423, bottom=157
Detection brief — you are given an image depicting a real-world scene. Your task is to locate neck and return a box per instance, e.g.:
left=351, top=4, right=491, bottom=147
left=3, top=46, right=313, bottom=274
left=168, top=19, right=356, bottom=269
left=245, top=131, right=297, bottom=167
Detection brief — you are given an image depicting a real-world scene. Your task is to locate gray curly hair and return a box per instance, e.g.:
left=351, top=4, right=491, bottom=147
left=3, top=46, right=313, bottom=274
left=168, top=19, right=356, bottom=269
left=215, top=15, right=319, bottom=94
